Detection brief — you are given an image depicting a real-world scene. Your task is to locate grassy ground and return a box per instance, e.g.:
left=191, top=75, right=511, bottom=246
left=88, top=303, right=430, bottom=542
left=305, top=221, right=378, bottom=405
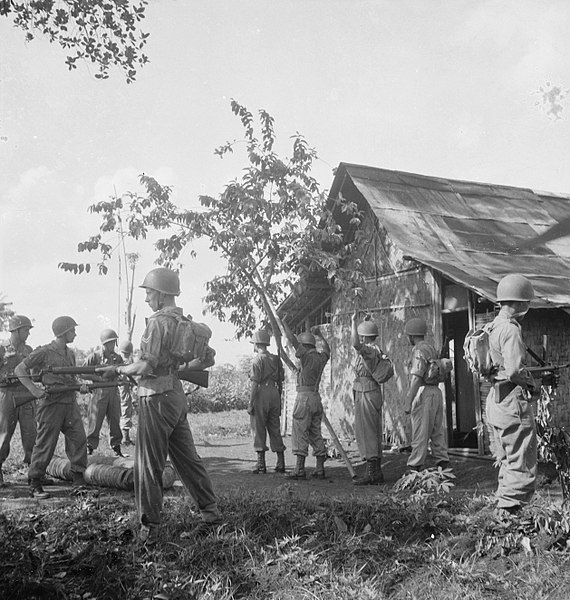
left=2, top=406, right=570, bottom=599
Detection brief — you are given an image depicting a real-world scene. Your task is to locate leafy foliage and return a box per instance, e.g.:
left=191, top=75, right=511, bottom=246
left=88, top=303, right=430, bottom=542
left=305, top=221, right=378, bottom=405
left=0, top=294, right=15, bottom=332
left=3, top=0, right=150, bottom=83
left=186, top=362, right=251, bottom=413
left=59, top=100, right=366, bottom=338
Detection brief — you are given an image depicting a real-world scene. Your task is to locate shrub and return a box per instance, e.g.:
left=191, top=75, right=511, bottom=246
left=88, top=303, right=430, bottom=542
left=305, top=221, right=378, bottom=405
left=186, top=363, right=250, bottom=413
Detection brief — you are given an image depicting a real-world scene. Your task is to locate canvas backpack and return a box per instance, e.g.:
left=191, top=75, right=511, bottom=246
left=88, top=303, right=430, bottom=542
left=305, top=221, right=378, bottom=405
left=170, top=314, right=214, bottom=364
left=463, top=323, right=497, bottom=380
left=423, top=357, right=453, bottom=385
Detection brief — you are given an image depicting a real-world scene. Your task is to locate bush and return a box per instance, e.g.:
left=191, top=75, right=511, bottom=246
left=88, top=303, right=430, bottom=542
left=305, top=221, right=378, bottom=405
left=186, top=363, right=250, bottom=413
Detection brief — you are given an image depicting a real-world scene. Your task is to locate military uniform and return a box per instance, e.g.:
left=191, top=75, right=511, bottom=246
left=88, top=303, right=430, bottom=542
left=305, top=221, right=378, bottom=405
left=22, top=341, right=88, bottom=482
left=83, top=348, right=123, bottom=451
left=119, top=356, right=135, bottom=441
left=352, top=344, right=384, bottom=463
left=135, top=305, right=220, bottom=528
left=250, top=351, right=286, bottom=454
left=407, top=341, right=449, bottom=470
left=291, top=344, right=329, bottom=458
left=486, top=312, right=537, bottom=509
left=0, top=339, right=36, bottom=470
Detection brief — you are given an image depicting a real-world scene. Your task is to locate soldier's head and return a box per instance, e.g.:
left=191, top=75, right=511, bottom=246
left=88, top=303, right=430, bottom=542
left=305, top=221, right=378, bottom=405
left=297, top=332, right=316, bottom=349
left=139, top=267, right=180, bottom=311
left=404, top=317, right=427, bottom=346
left=251, top=330, right=270, bottom=353
left=496, top=274, right=534, bottom=321
left=8, top=315, right=33, bottom=343
left=100, top=328, right=118, bottom=352
left=52, top=316, right=78, bottom=343
left=119, top=339, right=133, bottom=359
left=357, top=320, right=378, bottom=343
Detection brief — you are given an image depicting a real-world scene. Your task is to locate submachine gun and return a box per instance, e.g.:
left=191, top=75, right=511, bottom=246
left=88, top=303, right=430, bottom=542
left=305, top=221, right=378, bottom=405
left=526, top=342, right=570, bottom=389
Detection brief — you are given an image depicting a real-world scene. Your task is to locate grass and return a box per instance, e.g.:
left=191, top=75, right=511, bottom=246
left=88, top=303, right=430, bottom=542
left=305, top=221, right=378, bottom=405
left=2, top=405, right=570, bottom=599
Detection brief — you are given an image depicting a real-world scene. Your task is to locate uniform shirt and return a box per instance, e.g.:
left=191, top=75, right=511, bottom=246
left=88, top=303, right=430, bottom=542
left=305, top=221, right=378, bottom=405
left=0, top=338, right=33, bottom=400
left=295, top=345, right=329, bottom=390
left=354, top=343, right=385, bottom=378
left=83, top=347, right=123, bottom=370
left=22, top=341, right=77, bottom=405
left=408, top=340, right=438, bottom=383
left=250, top=352, right=284, bottom=386
left=488, top=311, right=534, bottom=387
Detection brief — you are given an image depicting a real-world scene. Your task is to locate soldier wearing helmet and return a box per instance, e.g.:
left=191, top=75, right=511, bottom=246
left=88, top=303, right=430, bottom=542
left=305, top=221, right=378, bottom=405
left=98, top=267, right=222, bottom=543
left=0, top=315, right=36, bottom=486
left=403, top=316, right=449, bottom=473
left=82, top=328, right=126, bottom=458
left=118, top=340, right=135, bottom=446
left=247, top=330, right=286, bottom=474
left=15, top=316, right=91, bottom=499
left=350, top=313, right=388, bottom=485
left=281, top=320, right=330, bottom=480
left=486, top=274, right=538, bottom=516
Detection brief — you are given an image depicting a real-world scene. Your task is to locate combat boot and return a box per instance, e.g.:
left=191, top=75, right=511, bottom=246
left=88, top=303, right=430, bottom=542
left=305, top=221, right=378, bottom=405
left=287, top=455, right=306, bottom=480
left=311, top=455, right=326, bottom=479
left=275, top=451, right=286, bottom=473
left=0, top=468, right=5, bottom=488
left=353, top=458, right=383, bottom=486
left=252, top=451, right=267, bottom=474
left=113, top=445, right=128, bottom=458
left=29, top=479, right=50, bottom=499
left=122, top=429, right=134, bottom=446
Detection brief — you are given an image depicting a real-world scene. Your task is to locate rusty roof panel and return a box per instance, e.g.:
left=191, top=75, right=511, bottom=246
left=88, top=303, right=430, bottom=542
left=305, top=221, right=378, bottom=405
left=336, top=163, right=570, bottom=307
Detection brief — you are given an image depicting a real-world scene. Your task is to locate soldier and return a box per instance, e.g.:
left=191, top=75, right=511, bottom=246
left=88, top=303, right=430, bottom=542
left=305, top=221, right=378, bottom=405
left=83, top=328, right=126, bottom=457
left=118, top=340, right=135, bottom=446
left=282, top=321, right=330, bottom=480
left=0, top=315, right=37, bottom=485
left=403, top=317, right=449, bottom=472
left=14, top=316, right=90, bottom=499
left=351, top=313, right=386, bottom=485
left=248, top=330, right=286, bottom=474
left=99, top=267, right=222, bottom=544
left=486, top=274, right=538, bottom=515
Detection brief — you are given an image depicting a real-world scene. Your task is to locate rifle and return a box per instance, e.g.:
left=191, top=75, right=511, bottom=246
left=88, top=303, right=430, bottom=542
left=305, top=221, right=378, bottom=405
left=11, top=381, right=130, bottom=406
left=177, top=366, right=209, bottom=388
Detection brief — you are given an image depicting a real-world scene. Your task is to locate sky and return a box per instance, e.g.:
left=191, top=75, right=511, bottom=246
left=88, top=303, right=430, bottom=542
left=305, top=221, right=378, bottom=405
left=1, top=0, right=570, bottom=363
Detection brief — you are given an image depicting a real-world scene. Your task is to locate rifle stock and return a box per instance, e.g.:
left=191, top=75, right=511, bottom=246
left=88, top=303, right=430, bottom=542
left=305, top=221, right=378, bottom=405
left=178, top=367, right=209, bottom=388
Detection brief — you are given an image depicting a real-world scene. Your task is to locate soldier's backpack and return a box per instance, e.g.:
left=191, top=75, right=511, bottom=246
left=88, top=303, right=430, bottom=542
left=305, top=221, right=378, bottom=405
left=463, top=323, right=497, bottom=380
left=170, top=314, right=214, bottom=364
left=423, top=358, right=453, bottom=385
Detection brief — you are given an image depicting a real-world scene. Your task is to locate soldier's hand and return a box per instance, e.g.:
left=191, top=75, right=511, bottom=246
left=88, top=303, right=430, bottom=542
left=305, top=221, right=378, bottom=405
left=79, top=383, right=90, bottom=394
left=31, top=384, right=47, bottom=400
left=310, top=325, right=321, bottom=336
left=247, top=405, right=255, bottom=416
left=96, top=365, right=119, bottom=380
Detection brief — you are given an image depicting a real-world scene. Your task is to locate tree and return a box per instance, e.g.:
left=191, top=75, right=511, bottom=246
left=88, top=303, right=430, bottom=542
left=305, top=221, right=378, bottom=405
left=59, top=100, right=366, bottom=357
left=2, top=0, right=150, bottom=83
left=0, top=294, right=15, bottom=332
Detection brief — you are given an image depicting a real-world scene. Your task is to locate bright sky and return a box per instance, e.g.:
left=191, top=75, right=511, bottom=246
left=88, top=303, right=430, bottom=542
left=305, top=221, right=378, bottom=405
left=1, top=0, right=569, bottom=362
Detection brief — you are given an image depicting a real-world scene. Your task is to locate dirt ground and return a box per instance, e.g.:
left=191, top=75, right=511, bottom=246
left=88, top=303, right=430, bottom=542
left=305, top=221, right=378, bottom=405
left=0, top=435, right=563, bottom=512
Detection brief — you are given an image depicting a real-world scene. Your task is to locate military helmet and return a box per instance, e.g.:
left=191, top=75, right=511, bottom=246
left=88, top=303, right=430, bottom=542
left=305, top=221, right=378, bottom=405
left=139, top=267, right=181, bottom=296
left=119, top=340, right=133, bottom=354
left=8, top=315, right=33, bottom=332
left=52, top=316, right=78, bottom=337
left=496, top=274, right=534, bottom=302
left=297, top=332, right=316, bottom=347
left=251, top=330, right=271, bottom=345
left=357, top=321, right=379, bottom=337
left=404, top=317, right=427, bottom=336
left=100, top=328, right=119, bottom=344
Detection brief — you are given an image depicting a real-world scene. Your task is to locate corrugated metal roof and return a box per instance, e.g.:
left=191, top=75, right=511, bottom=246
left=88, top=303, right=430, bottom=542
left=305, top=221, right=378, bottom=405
left=332, top=163, right=570, bottom=308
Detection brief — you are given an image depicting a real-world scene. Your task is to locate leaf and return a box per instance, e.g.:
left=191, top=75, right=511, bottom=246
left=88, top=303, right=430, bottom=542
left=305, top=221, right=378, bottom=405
left=333, top=516, right=348, bottom=533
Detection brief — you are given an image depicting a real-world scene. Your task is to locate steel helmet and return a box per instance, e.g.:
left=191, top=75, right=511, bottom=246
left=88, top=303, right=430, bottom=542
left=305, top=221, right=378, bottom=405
left=139, top=267, right=181, bottom=296
left=52, top=316, right=78, bottom=337
left=8, top=315, right=33, bottom=332
left=496, top=274, right=534, bottom=302
left=297, top=332, right=316, bottom=347
left=100, top=328, right=119, bottom=344
left=357, top=321, right=379, bottom=337
left=404, top=317, right=427, bottom=336
left=119, top=340, right=133, bottom=354
left=251, top=330, right=271, bottom=345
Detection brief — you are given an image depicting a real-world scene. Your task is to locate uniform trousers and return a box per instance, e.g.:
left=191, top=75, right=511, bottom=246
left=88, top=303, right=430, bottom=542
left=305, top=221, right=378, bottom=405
left=87, top=389, right=122, bottom=449
left=0, top=390, right=36, bottom=466
left=135, top=385, right=220, bottom=526
left=28, top=399, right=87, bottom=480
left=407, top=385, right=449, bottom=469
left=250, top=384, right=286, bottom=453
left=120, top=385, right=134, bottom=432
left=353, top=387, right=383, bottom=461
left=486, top=386, right=537, bottom=509
left=291, top=390, right=327, bottom=457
